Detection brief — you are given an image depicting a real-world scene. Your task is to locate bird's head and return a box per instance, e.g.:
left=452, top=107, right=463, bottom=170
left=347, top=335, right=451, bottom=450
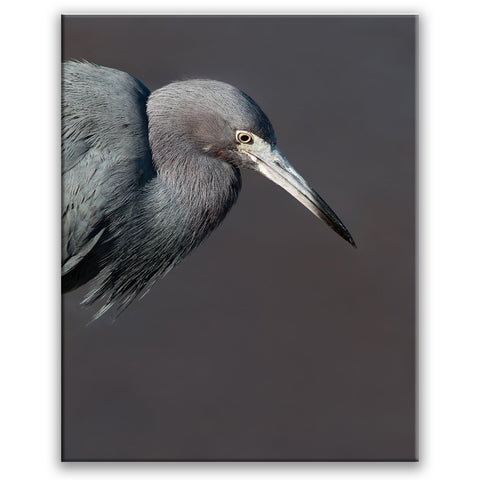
left=147, top=79, right=355, bottom=247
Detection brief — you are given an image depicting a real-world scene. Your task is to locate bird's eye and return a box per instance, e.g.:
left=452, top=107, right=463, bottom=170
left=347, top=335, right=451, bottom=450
left=237, top=132, right=253, bottom=144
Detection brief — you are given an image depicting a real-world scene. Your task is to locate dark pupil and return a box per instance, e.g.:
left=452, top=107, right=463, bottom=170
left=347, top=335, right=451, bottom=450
left=240, top=134, right=250, bottom=142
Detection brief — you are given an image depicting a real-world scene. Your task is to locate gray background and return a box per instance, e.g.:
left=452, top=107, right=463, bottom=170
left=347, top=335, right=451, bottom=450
left=62, top=15, right=416, bottom=461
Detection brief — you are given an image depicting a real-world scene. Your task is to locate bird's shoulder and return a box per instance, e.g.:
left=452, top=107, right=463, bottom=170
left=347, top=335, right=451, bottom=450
left=62, top=60, right=152, bottom=172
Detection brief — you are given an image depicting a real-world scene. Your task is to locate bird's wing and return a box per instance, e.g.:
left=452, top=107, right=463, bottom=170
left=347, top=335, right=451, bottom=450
left=62, top=148, right=109, bottom=276
left=62, top=61, right=153, bottom=283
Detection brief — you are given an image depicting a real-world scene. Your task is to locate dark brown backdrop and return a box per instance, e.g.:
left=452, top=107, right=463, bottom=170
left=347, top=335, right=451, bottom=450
left=62, top=15, right=416, bottom=461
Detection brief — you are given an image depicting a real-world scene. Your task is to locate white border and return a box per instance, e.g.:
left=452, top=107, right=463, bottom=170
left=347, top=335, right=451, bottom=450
left=2, top=1, right=480, bottom=478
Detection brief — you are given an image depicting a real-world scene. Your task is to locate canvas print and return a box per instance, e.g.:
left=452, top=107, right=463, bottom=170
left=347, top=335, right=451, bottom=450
left=62, top=15, right=416, bottom=461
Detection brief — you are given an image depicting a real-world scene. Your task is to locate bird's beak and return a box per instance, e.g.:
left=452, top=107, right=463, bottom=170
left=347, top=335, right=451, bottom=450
left=238, top=134, right=356, bottom=247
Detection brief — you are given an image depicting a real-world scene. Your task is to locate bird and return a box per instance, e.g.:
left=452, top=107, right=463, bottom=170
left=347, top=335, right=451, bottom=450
left=62, top=60, right=355, bottom=318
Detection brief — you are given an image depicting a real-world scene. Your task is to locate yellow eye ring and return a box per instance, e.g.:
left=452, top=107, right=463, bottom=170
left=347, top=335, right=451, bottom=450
left=237, top=132, right=253, bottom=144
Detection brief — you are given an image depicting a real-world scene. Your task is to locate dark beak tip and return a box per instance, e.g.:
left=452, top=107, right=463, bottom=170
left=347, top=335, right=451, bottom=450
left=330, top=222, right=356, bottom=248
left=332, top=223, right=356, bottom=248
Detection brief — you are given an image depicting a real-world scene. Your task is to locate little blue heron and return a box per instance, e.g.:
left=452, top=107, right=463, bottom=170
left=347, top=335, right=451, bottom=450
left=62, top=61, right=355, bottom=318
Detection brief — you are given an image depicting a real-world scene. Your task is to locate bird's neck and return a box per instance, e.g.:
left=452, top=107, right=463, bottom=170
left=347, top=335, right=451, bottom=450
left=148, top=145, right=242, bottom=244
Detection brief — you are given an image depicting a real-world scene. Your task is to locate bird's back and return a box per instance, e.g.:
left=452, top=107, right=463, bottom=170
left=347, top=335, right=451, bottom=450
left=62, top=61, right=154, bottom=291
